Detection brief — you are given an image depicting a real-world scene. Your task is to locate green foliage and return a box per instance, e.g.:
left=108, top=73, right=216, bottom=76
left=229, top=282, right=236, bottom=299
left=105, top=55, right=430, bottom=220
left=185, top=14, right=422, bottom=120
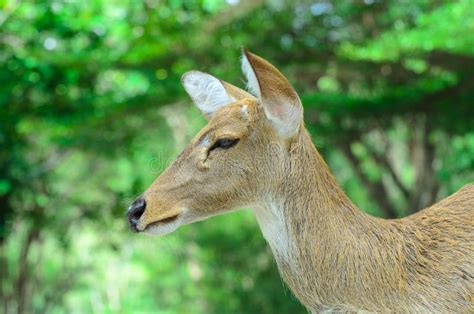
left=1, top=0, right=473, bottom=313
left=340, top=0, right=474, bottom=61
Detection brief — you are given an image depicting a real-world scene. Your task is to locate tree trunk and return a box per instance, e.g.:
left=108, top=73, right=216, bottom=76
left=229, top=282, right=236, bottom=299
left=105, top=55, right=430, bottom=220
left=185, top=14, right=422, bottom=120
left=408, top=116, right=439, bottom=214
left=16, top=228, right=39, bottom=314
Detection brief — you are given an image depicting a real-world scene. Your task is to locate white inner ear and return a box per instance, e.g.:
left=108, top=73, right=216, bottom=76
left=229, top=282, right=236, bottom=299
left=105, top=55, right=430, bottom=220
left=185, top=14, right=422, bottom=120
left=264, top=98, right=302, bottom=138
left=182, top=71, right=235, bottom=115
left=240, top=51, right=303, bottom=139
left=241, top=54, right=261, bottom=98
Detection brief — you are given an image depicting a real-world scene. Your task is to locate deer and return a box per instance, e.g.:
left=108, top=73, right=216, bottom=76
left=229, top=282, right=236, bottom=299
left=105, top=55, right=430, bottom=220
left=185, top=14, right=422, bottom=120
left=127, top=49, right=474, bottom=312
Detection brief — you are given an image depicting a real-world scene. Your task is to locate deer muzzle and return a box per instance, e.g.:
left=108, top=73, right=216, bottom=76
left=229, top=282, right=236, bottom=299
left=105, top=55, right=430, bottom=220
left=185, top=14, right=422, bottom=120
left=127, top=191, right=184, bottom=235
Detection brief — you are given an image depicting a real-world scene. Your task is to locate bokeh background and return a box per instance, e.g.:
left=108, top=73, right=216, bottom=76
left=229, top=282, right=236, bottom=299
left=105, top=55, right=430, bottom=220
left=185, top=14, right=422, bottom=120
left=1, top=0, right=473, bottom=313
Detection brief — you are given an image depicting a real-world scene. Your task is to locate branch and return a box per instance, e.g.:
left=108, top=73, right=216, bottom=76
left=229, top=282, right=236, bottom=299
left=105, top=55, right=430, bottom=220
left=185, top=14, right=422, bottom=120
left=427, top=51, right=474, bottom=74
left=339, top=140, right=399, bottom=219
left=363, top=137, right=411, bottom=201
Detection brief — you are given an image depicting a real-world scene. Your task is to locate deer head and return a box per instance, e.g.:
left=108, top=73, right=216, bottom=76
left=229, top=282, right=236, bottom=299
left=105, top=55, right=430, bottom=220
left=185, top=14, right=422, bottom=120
left=126, top=50, right=474, bottom=312
left=127, top=49, right=303, bottom=235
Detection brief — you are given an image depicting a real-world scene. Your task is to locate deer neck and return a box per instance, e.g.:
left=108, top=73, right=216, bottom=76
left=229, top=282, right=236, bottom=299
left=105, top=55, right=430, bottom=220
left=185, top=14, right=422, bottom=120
left=254, top=128, right=362, bottom=258
left=252, top=128, right=384, bottom=308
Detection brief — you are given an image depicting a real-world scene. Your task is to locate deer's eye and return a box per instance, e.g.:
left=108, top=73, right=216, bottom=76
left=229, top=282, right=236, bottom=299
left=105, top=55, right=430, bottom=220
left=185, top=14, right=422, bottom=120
left=210, top=138, right=239, bottom=151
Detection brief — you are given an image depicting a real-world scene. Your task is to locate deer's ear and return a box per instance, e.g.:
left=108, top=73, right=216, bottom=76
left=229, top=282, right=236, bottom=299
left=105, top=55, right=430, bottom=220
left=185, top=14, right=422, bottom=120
left=241, top=49, right=303, bottom=138
left=182, top=70, right=254, bottom=119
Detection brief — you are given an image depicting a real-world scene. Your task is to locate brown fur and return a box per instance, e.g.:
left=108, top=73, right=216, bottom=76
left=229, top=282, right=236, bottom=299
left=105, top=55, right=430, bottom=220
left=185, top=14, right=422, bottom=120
left=272, top=127, right=474, bottom=312
left=134, top=51, right=474, bottom=312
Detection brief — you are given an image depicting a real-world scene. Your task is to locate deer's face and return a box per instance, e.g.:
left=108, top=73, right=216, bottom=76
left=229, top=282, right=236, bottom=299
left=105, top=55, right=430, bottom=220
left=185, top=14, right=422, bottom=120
left=127, top=50, right=303, bottom=235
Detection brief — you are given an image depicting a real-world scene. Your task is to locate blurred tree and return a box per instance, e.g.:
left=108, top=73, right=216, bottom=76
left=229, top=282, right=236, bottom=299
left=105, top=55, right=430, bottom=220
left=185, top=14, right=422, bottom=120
left=0, top=0, right=473, bottom=313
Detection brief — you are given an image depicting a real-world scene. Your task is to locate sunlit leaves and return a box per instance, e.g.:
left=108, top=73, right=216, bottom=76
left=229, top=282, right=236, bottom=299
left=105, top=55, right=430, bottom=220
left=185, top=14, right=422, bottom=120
left=340, top=0, right=474, bottom=61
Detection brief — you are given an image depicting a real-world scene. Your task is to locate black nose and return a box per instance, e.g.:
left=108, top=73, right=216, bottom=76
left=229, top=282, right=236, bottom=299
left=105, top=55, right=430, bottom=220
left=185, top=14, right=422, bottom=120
left=127, top=197, right=146, bottom=232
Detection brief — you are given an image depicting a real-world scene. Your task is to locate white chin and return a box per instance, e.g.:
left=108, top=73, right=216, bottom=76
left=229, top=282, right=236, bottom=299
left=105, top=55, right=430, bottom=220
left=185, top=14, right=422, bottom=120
left=142, top=220, right=181, bottom=236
